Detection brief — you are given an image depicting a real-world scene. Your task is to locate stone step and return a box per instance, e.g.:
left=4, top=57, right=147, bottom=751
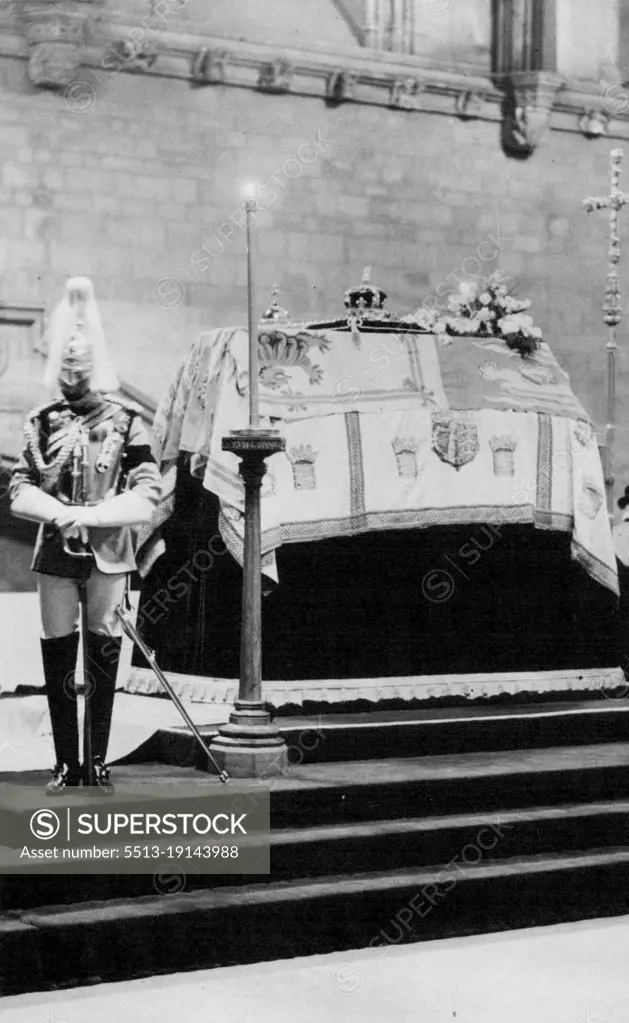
left=4, top=798, right=629, bottom=911
left=5, top=742, right=629, bottom=827
left=136, top=700, right=629, bottom=769
left=268, top=742, right=629, bottom=827
left=4, top=847, right=629, bottom=995
left=4, top=742, right=629, bottom=996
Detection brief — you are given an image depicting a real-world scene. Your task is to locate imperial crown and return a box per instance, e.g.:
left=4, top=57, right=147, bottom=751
left=307, top=265, right=417, bottom=333
left=344, top=266, right=388, bottom=316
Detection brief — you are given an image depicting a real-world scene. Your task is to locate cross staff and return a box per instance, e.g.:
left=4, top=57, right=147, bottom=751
left=584, top=148, right=629, bottom=518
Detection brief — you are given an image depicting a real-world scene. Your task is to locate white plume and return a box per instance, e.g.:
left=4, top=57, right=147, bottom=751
left=44, top=277, right=119, bottom=392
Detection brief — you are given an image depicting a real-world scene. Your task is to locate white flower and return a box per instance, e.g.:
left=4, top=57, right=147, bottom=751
left=498, top=315, right=521, bottom=335
left=498, top=312, right=542, bottom=340
left=412, top=308, right=438, bottom=329
left=459, top=281, right=477, bottom=302
left=446, top=315, right=479, bottom=335
left=412, top=278, right=540, bottom=346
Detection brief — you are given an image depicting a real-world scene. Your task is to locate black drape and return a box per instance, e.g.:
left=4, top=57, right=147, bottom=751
left=135, top=454, right=621, bottom=681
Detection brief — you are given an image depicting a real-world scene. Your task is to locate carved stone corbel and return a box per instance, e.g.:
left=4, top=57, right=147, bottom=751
left=18, top=0, right=103, bottom=90
left=578, top=108, right=612, bottom=139
left=496, top=72, right=565, bottom=158
left=107, top=38, right=158, bottom=73
left=455, top=90, right=482, bottom=121
left=257, top=59, right=294, bottom=94
left=389, top=77, right=423, bottom=111
left=192, top=49, right=228, bottom=85
left=326, top=70, right=358, bottom=106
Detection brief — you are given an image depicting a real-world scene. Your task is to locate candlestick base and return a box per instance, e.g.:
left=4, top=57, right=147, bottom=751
left=222, top=428, right=286, bottom=457
left=212, top=426, right=288, bottom=778
left=209, top=701, right=288, bottom=778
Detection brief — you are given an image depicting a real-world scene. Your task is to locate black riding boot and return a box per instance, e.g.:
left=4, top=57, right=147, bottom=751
left=40, top=633, right=82, bottom=795
left=84, top=632, right=122, bottom=794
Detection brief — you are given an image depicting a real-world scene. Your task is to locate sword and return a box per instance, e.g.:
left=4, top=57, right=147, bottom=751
left=62, top=427, right=93, bottom=560
left=113, top=603, right=230, bottom=783
left=59, top=425, right=95, bottom=785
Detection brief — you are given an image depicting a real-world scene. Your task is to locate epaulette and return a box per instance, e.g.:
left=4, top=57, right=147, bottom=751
left=25, top=398, right=65, bottom=422
left=103, top=393, right=144, bottom=416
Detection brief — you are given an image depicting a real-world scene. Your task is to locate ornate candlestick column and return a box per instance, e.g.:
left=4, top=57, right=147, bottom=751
left=584, top=149, right=629, bottom=522
left=209, top=195, right=288, bottom=778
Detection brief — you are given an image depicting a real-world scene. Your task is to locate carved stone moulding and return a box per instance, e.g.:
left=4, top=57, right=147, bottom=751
left=107, top=37, right=158, bottom=73
left=495, top=71, right=565, bottom=158
left=192, top=48, right=228, bottom=85
left=257, top=59, right=294, bottom=93
left=326, top=70, right=358, bottom=106
left=19, top=0, right=103, bottom=90
left=389, top=77, right=423, bottom=111
left=455, top=90, right=483, bottom=121
left=578, top=108, right=612, bottom=139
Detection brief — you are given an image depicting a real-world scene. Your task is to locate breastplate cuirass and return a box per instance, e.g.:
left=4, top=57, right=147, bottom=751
left=48, top=404, right=131, bottom=505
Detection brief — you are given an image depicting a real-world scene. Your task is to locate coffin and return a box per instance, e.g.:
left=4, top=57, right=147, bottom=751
left=128, top=310, right=623, bottom=705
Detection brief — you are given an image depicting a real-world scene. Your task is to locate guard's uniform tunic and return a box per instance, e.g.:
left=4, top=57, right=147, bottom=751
left=10, top=392, right=161, bottom=637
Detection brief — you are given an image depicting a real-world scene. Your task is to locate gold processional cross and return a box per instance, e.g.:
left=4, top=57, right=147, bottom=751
left=583, top=148, right=629, bottom=519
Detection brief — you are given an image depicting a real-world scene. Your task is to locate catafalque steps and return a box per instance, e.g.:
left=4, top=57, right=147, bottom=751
left=130, top=699, right=629, bottom=768
left=1, top=701, right=629, bottom=995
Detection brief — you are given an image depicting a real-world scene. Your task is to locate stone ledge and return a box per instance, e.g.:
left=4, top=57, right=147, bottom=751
left=0, top=10, right=627, bottom=140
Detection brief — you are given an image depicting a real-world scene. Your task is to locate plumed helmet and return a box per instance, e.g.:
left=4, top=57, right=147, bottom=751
left=58, top=327, right=93, bottom=391
left=44, top=277, right=119, bottom=393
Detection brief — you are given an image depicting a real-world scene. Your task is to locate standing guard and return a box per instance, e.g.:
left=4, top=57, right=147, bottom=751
left=9, top=278, right=161, bottom=795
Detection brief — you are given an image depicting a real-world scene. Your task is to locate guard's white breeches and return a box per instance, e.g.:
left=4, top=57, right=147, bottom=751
left=37, top=569, right=128, bottom=639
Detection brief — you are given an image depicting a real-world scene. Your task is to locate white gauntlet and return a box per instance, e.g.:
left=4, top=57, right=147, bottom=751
left=10, top=485, right=65, bottom=525
left=90, top=491, right=155, bottom=528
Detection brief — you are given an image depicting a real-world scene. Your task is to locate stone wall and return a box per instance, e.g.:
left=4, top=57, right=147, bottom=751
left=0, top=1, right=628, bottom=492
left=173, top=0, right=360, bottom=49
left=557, top=0, right=619, bottom=79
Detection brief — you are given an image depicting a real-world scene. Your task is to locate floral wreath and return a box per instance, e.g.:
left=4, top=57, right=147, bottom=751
left=409, top=272, right=543, bottom=359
